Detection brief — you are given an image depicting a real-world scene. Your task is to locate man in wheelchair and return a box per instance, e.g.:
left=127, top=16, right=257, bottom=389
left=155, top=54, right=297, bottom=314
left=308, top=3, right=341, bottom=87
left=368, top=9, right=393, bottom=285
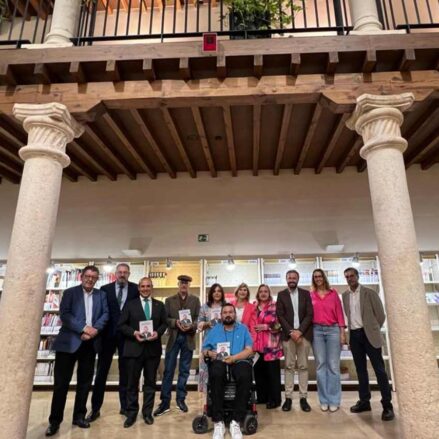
left=202, top=303, right=254, bottom=439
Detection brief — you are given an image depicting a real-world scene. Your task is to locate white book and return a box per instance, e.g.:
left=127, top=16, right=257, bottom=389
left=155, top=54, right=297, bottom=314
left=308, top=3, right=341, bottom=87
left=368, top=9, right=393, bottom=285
left=216, top=342, right=230, bottom=361
left=139, top=320, right=154, bottom=338
left=179, top=309, right=192, bottom=327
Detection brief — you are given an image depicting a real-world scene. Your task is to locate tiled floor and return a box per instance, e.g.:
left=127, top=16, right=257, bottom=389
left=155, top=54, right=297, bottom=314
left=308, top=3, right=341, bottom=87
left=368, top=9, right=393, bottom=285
left=28, top=391, right=401, bottom=439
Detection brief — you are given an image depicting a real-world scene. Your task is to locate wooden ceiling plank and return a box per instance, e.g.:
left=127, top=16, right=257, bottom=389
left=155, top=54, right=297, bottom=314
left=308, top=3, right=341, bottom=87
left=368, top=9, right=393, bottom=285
left=0, top=65, right=17, bottom=86
left=179, top=58, right=191, bottom=80
left=102, top=112, right=156, bottom=179
left=406, top=134, right=439, bottom=168
left=399, top=48, right=416, bottom=72
left=33, top=63, right=52, bottom=84
left=69, top=62, right=86, bottom=84
left=68, top=157, right=97, bottom=182
left=316, top=112, right=350, bottom=174
left=362, top=50, right=377, bottom=73
left=0, top=163, right=20, bottom=184
left=274, top=103, right=293, bottom=175
left=222, top=105, right=237, bottom=177
left=191, top=107, right=216, bottom=178
left=0, top=119, right=26, bottom=147
left=63, top=167, right=79, bottom=182
left=253, top=104, right=261, bottom=176
left=106, top=60, right=121, bottom=82
left=0, top=139, right=22, bottom=164
left=290, top=53, right=301, bottom=76
left=142, top=59, right=156, bottom=81
left=217, top=55, right=226, bottom=79
left=421, top=151, right=439, bottom=170
left=84, top=125, right=136, bottom=179
left=129, top=109, right=176, bottom=178
left=326, top=51, right=339, bottom=75
left=404, top=105, right=439, bottom=141
left=101, top=0, right=113, bottom=14
left=294, top=103, right=323, bottom=175
left=336, top=136, right=363, bottom=173
left=161, top=107, right=196, bottom=177
left=0, top=154, right=22, bottom=174
left=254, top=55, right=263, bottom=79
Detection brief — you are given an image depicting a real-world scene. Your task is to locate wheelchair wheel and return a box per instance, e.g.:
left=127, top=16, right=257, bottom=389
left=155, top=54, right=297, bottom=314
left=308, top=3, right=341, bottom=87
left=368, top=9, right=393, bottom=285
left=243, top=415, right=258, bottom=435
left=192, top=415, right=209, bottom=434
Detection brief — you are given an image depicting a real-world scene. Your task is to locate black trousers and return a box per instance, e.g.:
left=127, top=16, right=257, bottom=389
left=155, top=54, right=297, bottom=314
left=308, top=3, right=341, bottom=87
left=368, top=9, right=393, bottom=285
left=254, top=356, right=281, bottom=405
left=126, top=352, right=161, bottom=419
left=91, top=336, right=128, bottom=412
left=209, top=360, right=252, bottom=423
left=350, top=328, right=392, bottom=409
left=49, top=341, right=96, bottom=425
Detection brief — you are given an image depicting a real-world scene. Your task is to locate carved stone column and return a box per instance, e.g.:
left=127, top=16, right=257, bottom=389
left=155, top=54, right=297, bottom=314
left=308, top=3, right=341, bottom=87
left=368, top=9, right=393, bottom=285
left=348, top=0, right=383, bottom=33
left=0, top=103, right=83, bottom=439
left=347, top=93, right=439, bottom=439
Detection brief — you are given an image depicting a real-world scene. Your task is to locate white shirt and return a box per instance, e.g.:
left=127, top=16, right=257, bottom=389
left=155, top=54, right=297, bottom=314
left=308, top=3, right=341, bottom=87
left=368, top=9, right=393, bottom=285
left=83, top=289, right=94, bottom=327
left=289, top=288, right=300, bottom=329
left=349, top=285, right=363, bottom=330
left=236, top=307, right=244, bottom=323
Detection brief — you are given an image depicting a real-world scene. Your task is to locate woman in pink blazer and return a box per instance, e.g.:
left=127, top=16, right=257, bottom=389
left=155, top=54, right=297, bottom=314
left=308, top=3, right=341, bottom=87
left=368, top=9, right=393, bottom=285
left=232, top=282, right=257, bottom=343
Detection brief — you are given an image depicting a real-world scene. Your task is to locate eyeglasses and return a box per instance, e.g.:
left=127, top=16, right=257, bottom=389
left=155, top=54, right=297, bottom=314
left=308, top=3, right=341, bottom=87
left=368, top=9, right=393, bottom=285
left=83, top=275, right=99, bottom=281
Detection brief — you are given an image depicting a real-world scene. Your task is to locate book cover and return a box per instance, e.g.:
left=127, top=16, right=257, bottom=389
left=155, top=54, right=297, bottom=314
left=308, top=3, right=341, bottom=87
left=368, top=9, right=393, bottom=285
left=179, top=309, right=192, bottom=327
left=139, top=320, right=154, bottom=338
left=216, top=341, right=230, bottom=360
left=210, top=307, right=221, bottom=325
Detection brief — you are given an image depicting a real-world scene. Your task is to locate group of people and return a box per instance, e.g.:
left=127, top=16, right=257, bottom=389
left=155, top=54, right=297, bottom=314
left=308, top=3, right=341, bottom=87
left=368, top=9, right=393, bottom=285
left=44, top=263, right=394, bottom=439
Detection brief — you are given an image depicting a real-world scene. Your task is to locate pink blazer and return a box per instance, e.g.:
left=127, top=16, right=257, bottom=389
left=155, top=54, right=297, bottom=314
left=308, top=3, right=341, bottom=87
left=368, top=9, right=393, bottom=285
left=232, top=300, right=257, bottom=343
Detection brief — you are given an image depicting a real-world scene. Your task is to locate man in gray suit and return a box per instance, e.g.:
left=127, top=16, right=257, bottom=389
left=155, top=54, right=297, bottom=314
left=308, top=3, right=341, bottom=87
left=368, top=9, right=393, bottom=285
left=154, top=274, right=200, bottom=416
left=342, top=267, right=394, bottom=421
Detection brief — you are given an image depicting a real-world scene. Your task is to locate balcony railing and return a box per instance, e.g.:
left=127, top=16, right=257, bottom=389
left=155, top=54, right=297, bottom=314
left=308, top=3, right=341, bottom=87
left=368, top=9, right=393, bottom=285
left=0, top=0, right=439, bottom=48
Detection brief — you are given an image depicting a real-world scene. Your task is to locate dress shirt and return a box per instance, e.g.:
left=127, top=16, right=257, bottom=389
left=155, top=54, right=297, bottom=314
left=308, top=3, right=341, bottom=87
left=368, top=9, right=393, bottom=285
left=289, top=288, right=300, bottom=329
left=349, top=285, right=363, bottom=330
left=116, top=282, right=129, bottom=310
left=83, top=288, right=94, bottom=327
left=310, top=289, right=345, bottom=327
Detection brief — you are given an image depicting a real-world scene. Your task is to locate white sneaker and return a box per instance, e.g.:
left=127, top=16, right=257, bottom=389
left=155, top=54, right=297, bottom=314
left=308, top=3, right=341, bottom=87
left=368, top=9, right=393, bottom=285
left=329, top=405, right=339, bottom=412
left=229, top=420, right=243, bottom=439
left=213, top=421, right=225, bottom=439
left=320, top=404, right=329, bottom=411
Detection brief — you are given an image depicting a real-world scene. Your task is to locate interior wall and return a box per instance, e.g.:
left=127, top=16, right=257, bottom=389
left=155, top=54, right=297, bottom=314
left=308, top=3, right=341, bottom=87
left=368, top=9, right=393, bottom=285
left=0, top=166, right=438, bottom=260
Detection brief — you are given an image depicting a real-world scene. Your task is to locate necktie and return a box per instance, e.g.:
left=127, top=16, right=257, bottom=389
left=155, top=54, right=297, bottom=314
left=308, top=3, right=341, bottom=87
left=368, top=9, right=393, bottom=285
left=144, top=299, right=150, bottom=320
left=117, top=284, right=124, bottom=307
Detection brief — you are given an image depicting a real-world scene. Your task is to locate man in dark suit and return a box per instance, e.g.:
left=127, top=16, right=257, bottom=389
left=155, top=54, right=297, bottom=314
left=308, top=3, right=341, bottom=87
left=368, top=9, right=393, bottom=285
left=118, top=276, right=168, bottom=427
left=45, top=265, right=109, bottom=437
left=87, top=262, right=138, bottom=421
left=276, top=269, right=313, bottom=412
left=154, top=274, right=200, bottom=416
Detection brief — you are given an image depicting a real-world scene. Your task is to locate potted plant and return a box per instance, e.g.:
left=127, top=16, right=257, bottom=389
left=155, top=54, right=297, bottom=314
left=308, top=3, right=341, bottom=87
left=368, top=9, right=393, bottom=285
left=223, top=0, right=303, bottom=39
left=0, top=0, right=10, bottom=25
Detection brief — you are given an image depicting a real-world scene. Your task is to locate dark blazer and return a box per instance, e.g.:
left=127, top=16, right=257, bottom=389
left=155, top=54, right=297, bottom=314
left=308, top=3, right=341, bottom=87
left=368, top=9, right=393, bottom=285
left=118, top=297, right=168, bottom=358
left=165, top=293, right=200, bottom=352
left=101, top=281, right=139, bottom=338
left=276, top=287, right=314, bottom=342
left=53, top=285, right=109, bottom=354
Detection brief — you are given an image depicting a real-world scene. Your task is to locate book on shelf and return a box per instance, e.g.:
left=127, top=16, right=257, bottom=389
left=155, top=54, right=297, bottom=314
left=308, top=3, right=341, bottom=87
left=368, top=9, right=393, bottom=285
left=38, top=336, right=56, bottom=353
left=43, top=290, right=60, bottom=311
left=426, top=293, right=439, bottom=304
left=41, top=313, right=62, bottom=334
left=34, top=363, right=54, bottom=382
left=149, top=271, right=168, bottom=287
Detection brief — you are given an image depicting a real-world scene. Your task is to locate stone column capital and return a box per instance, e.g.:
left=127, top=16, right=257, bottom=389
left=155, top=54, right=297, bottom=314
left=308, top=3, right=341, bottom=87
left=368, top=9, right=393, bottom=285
left=346, top=93, right=414, bottom=159
left=13, top=103, right=84, bottom=168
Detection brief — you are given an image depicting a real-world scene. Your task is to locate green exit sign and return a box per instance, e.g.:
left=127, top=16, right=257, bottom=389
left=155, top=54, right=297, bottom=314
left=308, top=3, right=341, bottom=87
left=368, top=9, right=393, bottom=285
left=198, top=234, right=209, bottom=242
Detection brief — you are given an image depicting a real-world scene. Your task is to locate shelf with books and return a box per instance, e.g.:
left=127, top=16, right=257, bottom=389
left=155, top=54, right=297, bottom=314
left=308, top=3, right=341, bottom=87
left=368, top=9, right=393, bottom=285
left=262, top=257, right=318, bottom=288
left=147, top=259, right=202, bottom=289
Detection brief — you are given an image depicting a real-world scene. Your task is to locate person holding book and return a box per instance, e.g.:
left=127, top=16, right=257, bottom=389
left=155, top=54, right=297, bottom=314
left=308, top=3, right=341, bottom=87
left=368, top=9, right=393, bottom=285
left=310, top=268, right=346, bottom=413
left=276, top=269, right=314, bottom=412
left=118, top=276, right=168, bottom=427
left=253, top=284, right=283, bottom=409
left=45, top=266, right=109, bottom=437
left=87, top=263, right=139, bottom=422
left=154, top=274, right=201, bottom=416
left=342, top=267, right=394, bottom=421
left=198, top=283, right=226, bottom=393
left=232, top=282, right=257, bottom=342
left=202, top=303, right=254, bottom=439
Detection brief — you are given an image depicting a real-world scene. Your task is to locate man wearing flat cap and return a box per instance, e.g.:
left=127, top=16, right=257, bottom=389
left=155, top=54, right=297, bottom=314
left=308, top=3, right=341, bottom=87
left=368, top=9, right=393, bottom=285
left=154, top=275, right=200, bottom=416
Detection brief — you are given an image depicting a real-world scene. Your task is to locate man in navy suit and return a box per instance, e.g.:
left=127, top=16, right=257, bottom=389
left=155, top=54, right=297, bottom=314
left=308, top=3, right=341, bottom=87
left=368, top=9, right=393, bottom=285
left=45, top=265, right=109, bottom=437
left=87, top=263, right=139, bottom=421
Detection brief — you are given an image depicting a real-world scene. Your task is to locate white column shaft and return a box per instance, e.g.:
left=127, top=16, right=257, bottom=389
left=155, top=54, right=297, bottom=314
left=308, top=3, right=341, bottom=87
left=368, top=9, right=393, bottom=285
left=348, top=0, right=383, bottom=32
left=45, top=0, right=82, bottom=46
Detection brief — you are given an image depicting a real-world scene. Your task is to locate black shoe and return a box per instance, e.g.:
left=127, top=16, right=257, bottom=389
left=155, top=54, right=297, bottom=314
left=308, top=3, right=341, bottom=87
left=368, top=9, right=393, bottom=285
left=176, top=400, right=188, bottom=413
left=266, top=402, right=280, bottom=409
left=119, top=409, right=127, bottom=416
left=153, top=404, right=170, bottom=417
left=300, top=398, right=311, bottom=412
left=72, top=418, right=90, bottom=429
left=144, top=415, right=154, bottom=425
left=85, top=411, right=100, bottom=422
left=45, top=424, right=59, bottom=436
left=124, top=417, right=137, bottom=428
left=350, top=400, right=372, bottom=413
left=382, top=407, right=395, bottom=421
left=282, top=398, right=292, bottom=412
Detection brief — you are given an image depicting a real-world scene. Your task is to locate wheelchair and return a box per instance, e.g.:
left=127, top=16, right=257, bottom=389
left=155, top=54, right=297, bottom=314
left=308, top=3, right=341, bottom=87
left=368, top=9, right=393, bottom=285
left=192, top=358, right=258, bottom=435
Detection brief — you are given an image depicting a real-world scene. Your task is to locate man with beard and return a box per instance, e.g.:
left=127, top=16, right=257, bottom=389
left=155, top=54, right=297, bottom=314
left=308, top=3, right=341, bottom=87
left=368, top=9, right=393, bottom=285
left=276, top=270, right=313, bottom=412
left=202, top=304, right=253, bottom=439
left=87, top=263, right=139, bottom=421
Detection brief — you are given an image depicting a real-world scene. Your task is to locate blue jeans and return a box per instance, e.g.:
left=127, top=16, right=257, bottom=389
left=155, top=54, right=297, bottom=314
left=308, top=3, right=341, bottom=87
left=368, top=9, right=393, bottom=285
left=313, top=325, right=341, bottom=406
left=160, top=333, right=193, bottom=405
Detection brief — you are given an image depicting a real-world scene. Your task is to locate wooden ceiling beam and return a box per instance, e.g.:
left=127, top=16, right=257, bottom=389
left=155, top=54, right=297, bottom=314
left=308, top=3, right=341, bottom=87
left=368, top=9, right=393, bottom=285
left=0, top=154, right=22, bottom=175
left=290, top=53, right=301, bottom=76
left=274, top=104, right=293, bottom=175
left=102, top=112, right=156, bottom=179
left=404, top=105, right=439, bottom=143
left=336, top=136, right=363, bottom=173
left=0, top=138, right=21, bottom=164
left=421, top=150, right=439, bottom=170
left=161, top=108, right=196, bottom=178
left=106, top=60, right=121, bottom=82
left=326, top=52, right=339, bottom=75
left=191, top=107, right=216, bottom=178
left=253, top=104, right=261, bottom=176
left=101, top=0, right=113, bottom=13
left=142, top=59, right=156, bottom=81
left=362, top=50, right=376, bottom=73
left=399, top=48, right=416, bottom=72
left=217, top=55, right=226, bottom=79
left=254, top=55, right=263, bottom=78
left=0, top=163, right=20, bottom=184
left=294, top=102, right=323, bottom=174
left=69, top=62, right=86, bottom=84
left=406, top=133, right=439, bottom=168
left=357, top=159, right=367, bottom=172
left=63, top=167, right=79, bottom=182
left=179, top=58, right=191, bottom=80
left=0, top=65, right=17, bottom=86
left=316, top=113, right=350, bottom=174
left=68, top=157, right=97, bottom=182
left=222, top=105, right=237, bottom=177
left=129, top=109, right=176, bottom=178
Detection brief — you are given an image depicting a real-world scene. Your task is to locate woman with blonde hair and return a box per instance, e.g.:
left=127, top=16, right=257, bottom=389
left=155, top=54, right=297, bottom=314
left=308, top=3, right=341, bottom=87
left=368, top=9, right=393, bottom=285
left=232, top=282, right=257, bottom=342
left=310, top=268, right=346, bottom=413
